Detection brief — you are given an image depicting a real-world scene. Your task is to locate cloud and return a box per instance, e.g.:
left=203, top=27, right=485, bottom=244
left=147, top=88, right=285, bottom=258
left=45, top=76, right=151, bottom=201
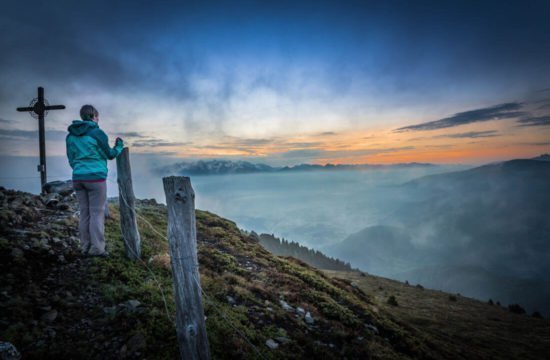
left=0, top=129, right=67, bottom=141
left=319, top=131, right=337, bottom=136
left=117, top=131, right=147, bottom=138
left=0, top=118, right=12, bottom=124
left=517, top=116, right=550, bottom=127
left=425, top=144, right=454, bottom=149
left=273, top=146, right=415, bottom=160
left=536, top=103, right=550, bottom=110
left=221, top=136, right=275, bottom=146
left=285, top=142, right=323, bottom=148
left=395, top=103, right=526, bottom=132
left=132, top=139, right=192, bottom=147
left=527, top=141, right=550, bottom=146
left=435, top=130, right=500, bottom=139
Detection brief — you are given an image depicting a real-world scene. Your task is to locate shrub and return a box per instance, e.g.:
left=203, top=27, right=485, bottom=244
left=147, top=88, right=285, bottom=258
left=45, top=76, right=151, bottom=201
left=532, top=311, right=544, bottom=319
left=415, top=284, right=424, bottom=290
left=508, top=304, right=526, bottom=314
left=387, top=295, right=399, bottom=306
left=488, top=299, right=494, bottom=305
left=448, top=295, right=457, bottom=302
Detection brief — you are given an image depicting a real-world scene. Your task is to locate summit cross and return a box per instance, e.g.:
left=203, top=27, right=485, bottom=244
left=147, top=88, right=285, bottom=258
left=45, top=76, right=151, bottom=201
left=16, top=86, right=65, bottom=191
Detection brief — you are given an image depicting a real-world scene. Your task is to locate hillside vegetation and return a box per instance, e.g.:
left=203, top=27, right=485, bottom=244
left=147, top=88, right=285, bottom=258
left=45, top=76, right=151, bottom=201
left=1, top=187, right=549, bottom=359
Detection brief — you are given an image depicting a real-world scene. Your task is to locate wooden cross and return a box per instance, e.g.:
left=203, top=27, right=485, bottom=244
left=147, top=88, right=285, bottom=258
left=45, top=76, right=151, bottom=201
left=17, top=86, right=65, bottom=192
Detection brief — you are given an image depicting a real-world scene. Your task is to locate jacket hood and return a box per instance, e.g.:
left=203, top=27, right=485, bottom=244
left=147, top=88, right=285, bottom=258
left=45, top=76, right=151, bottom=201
left=68, top=120, right=98, bottom=136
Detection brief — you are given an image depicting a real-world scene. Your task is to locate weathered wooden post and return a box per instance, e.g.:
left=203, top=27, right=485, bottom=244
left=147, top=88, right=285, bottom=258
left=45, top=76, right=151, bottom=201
left=116, top=147, right=141, bottom=260
left=163, top=176, right=211, bottom=360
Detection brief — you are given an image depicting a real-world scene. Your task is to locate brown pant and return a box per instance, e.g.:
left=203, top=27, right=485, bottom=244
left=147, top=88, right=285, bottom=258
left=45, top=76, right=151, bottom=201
left=74, top=181, right=107, bottom=255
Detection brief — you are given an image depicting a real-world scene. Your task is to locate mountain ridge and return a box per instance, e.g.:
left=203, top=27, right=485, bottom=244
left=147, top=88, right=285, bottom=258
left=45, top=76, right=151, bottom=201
left=155, top=159, right=437, bottom=176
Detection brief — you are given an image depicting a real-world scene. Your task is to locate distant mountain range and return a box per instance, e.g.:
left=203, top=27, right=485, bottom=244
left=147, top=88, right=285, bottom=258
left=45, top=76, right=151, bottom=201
left=326, top=154, right=550, bottom=315
left=156, top=159, right=436, bottom=176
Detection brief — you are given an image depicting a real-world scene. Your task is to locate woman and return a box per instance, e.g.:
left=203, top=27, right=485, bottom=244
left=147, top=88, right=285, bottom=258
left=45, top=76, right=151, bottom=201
left=66, top=105, right=124, bottom=256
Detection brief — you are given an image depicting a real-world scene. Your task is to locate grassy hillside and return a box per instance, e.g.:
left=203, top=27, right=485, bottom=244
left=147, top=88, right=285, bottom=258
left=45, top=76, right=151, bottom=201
left=323, top=270, right=550, bottom=360
left=1, top=187, right=549, bottom=359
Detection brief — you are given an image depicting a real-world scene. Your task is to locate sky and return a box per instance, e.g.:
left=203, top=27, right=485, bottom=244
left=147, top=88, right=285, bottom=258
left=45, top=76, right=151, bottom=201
left=1, top=0, right=550, bottom=170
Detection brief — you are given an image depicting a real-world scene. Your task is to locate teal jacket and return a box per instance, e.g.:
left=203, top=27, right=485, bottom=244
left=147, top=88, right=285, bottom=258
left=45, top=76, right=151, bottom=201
left=66, top=120, right=123, bottom=181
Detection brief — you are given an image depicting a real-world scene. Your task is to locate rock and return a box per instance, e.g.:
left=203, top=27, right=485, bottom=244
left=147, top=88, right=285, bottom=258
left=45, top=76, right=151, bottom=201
left=0, top=341, right=21, bottom=360
left=45, top=327, right=57, bottom=338
left=103, top=306, right=117, bottom=316
left=275, top=336, right=291, bottom=344
left=279, top=300, right=294, bottom=312
left=125, top=300, right=141, bottom=312
left=296, top=307, right=305, bottom=316
left=43, top=180, right=73, bottom=196
left=304, top=312, right=314, bottom=324
left=365, top=323, right=379, bottom=334
left=227, top=296, right=236, bottom=305
left=125, top=333, right=146, bottom=353
left=265, top=339, right=279, bottom=349
left=10, top=248, right=24, bottom=259
left=41, top=310, right=58, bottom=323
left=43, top=193, right=60, bottom=208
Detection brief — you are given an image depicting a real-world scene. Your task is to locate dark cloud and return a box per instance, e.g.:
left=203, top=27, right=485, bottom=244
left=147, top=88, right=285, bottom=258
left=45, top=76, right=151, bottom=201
left=133, top=151, right=178, bottom=157
left=536, top=103, right=550, bottom=111
left=425, top=144, right=454, bottom=148
left=285, top=142, right=323, bottom=148
left=319, top=131, right=337, bottom=136
left=132, top=139, right=191, bottom=147
left=275, top=146, right=415, bottom=159
left=517, top=116, right=550, bottom=127
left=224, top=137, right=275, bottom=146
left=436, top=130, right=500, bottom=139
left=0, top=129, right=66, bottom=141
left=0, top=118, right=12, bottom=124
left=527, top=141, right=550, bottom=146
left=117, top=132, right=147, bottom=138
left=395, top=103, right=525, bottom=132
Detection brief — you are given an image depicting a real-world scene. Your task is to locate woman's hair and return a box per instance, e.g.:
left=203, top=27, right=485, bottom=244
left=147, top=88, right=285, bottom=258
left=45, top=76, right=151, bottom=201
left=80, top=104, right=99, bottom=121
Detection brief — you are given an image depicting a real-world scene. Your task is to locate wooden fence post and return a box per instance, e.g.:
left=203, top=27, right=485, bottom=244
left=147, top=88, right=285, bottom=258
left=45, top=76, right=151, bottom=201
left=116, top=147, right=141, bottom=260
left=163, top=176, right=211, bottom=360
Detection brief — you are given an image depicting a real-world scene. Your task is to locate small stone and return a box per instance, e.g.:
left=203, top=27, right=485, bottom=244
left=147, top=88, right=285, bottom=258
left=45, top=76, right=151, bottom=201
left=279, top=300, right=294, bottom=312
left=304, top=312, right=314, bottom=324
left=365, top=323, right=379, bottom=334
left=275, top=336, right=290, bottom=344
left=265, top=339, right=279, bottom=349
left=226, top=296, right=236, bottom=305
left=296, top=307, right=305, bottom=316
left=10, top=248, right=24, bottom=259
left=126, top=300, right=141, bottom=312
left=0, top=341, right=21, bottom=360
left=103, top=306, right=117, bottom=316
left=45, top=327, right=56, bottom=338
left=41, top=310, right=58, bottom=323
left=125, top=333, right=146, bottom=353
